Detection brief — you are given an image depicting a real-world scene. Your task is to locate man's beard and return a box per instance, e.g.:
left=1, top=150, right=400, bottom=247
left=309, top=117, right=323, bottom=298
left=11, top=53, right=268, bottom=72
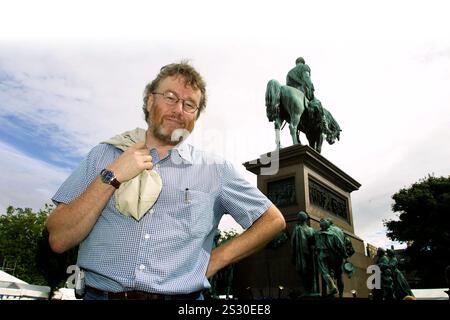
left=149, top=102, right=191, bottom=145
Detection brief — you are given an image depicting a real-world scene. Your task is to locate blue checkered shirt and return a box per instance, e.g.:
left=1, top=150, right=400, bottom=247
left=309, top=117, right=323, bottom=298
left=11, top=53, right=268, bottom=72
left=52, top=141, right=272, bottom=294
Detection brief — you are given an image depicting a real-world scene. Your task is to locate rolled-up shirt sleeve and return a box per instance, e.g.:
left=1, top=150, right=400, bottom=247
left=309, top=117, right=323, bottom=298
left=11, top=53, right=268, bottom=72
left=52, top=144, right=111, bottom=205
left=218, top=161, right=273, bottom=229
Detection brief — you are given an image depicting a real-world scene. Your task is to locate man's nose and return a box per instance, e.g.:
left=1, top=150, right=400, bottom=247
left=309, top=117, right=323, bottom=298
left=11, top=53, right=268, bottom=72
left=172, top=100, right=184, bottom=113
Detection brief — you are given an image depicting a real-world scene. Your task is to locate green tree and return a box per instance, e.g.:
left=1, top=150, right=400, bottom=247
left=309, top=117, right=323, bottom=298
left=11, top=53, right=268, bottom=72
left=0, top=204, right=77, bottom=296
left=384, top=175, right=450, bottom=288
left=0, top=205, right=49, bottom=284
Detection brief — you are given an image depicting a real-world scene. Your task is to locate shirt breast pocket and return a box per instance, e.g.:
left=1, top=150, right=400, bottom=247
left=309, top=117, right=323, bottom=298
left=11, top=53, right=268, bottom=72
left=177, top=188, right=214, bottom=237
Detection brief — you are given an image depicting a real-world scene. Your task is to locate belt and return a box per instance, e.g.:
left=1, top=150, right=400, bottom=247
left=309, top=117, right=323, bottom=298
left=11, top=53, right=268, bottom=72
left=86, top=286, right=201, bottom=300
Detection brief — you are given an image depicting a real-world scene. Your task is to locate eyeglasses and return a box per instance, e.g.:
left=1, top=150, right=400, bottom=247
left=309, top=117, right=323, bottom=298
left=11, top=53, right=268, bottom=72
left=152, top=91, right=199, bottom=113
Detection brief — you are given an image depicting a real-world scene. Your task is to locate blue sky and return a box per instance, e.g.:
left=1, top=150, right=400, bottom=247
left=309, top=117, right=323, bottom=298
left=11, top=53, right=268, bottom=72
left=1, top=0, right=450, bottom=249
left=0, top=61, right=91, bottom=170
left=0, top=114, right=82, bottom=169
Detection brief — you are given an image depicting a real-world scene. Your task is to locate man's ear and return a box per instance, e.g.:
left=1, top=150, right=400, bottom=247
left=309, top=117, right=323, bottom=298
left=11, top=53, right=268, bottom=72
left=146, top=94, right=154, bottom=114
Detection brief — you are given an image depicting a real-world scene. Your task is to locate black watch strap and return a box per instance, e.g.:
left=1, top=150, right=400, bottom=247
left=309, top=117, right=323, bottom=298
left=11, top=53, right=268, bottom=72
left=110, top=177, right=121, bottom=189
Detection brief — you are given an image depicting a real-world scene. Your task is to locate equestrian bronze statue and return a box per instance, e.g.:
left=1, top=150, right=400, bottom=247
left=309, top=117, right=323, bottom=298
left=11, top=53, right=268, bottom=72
left=265, top=79, right=341, bottom=153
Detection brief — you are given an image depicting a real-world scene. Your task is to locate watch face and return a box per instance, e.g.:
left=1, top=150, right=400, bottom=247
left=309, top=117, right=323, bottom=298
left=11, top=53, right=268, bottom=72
left=101, top=169, right=115, bottom=184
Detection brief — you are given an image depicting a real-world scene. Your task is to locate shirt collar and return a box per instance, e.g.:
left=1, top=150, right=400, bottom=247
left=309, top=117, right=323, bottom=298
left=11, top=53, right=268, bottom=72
left=148, top=140, right=194, bottom=165
left=171, top=140, right=193, bottom=165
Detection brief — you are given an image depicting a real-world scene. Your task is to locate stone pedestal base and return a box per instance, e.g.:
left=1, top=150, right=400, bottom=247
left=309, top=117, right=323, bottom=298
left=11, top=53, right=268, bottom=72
left=232, top=144, right=372, bottom=298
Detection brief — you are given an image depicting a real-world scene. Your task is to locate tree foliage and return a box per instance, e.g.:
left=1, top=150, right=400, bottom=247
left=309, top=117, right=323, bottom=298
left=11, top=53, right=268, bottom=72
left=0, top=204, right=77, bottom=293
left=0, top=205, right=49, bottom=285
left=384, top=175, right=450, bottom=287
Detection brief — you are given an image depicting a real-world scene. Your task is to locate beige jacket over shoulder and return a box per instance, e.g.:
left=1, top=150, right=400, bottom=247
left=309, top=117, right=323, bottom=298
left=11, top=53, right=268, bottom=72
left=102, top=128, right=162, bottom=221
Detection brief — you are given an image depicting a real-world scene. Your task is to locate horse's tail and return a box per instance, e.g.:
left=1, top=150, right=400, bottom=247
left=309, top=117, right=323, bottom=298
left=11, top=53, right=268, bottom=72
left=324, top=109, right=340, bottom=132
left=323, top=108, right=342, bottom=142
left=265, top=79, right=281, bottom=121
left=265, top=79, right=281, bottom=108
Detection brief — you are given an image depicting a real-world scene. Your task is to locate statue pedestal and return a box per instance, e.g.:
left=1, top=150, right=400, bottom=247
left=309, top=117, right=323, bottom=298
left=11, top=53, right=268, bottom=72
left=232, top=144, right=373, bottom=298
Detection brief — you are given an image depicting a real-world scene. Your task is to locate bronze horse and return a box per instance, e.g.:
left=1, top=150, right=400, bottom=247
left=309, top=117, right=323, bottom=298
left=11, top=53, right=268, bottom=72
left=265, top=79, right=341, bottom=153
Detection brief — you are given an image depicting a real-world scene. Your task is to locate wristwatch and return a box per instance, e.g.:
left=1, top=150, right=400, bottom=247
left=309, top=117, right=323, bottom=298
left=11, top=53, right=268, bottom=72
left=100, top=169, right=121, bottom=189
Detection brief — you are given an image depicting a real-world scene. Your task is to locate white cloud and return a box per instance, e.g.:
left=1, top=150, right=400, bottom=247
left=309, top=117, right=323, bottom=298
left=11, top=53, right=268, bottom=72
left=0, top=141, right=71, bottom=213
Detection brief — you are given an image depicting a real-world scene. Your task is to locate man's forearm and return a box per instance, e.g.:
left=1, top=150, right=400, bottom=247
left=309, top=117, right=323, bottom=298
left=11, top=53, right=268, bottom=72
left=206, top=205, right=285, bottom=278
left=46, top=177, right=116, bottom=253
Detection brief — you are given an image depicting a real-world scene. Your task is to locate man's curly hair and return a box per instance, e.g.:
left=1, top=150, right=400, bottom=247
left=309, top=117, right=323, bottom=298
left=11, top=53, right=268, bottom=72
left=142, top=60, right=207, bottom=120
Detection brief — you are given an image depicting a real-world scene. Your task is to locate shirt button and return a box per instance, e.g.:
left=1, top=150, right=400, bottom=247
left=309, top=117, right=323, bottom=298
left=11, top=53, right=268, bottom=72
left=139, top=264, right=146, bottom=271
left=155, top=164, right=159, bottom=169
left=149, top=209, right=154, bottom=214
left=144, top=234, right=150, bottom=239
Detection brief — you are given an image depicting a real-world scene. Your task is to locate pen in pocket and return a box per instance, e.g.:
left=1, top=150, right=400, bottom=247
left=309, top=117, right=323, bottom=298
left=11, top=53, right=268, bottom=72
left=185, top=188, right=190, bottom=203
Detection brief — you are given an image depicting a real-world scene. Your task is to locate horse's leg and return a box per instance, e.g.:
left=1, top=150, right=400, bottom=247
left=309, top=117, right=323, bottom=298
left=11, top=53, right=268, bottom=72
left=274, top=120, right=281, bottom=149
left=276, top=128, right=281, bottom=150
left=290, top=116, right=301, bottom=145
left=317, top=133, right=324, bottom=153
left=306, top=133, right=316, bottom=150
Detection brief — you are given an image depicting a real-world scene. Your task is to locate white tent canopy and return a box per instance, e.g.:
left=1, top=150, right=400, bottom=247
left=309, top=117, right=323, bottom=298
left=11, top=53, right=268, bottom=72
left=0, top=270, right=27, bottom=284
left=411, top=288, right=449, bottom=300
left=0, top=270, right=50, bottom=300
